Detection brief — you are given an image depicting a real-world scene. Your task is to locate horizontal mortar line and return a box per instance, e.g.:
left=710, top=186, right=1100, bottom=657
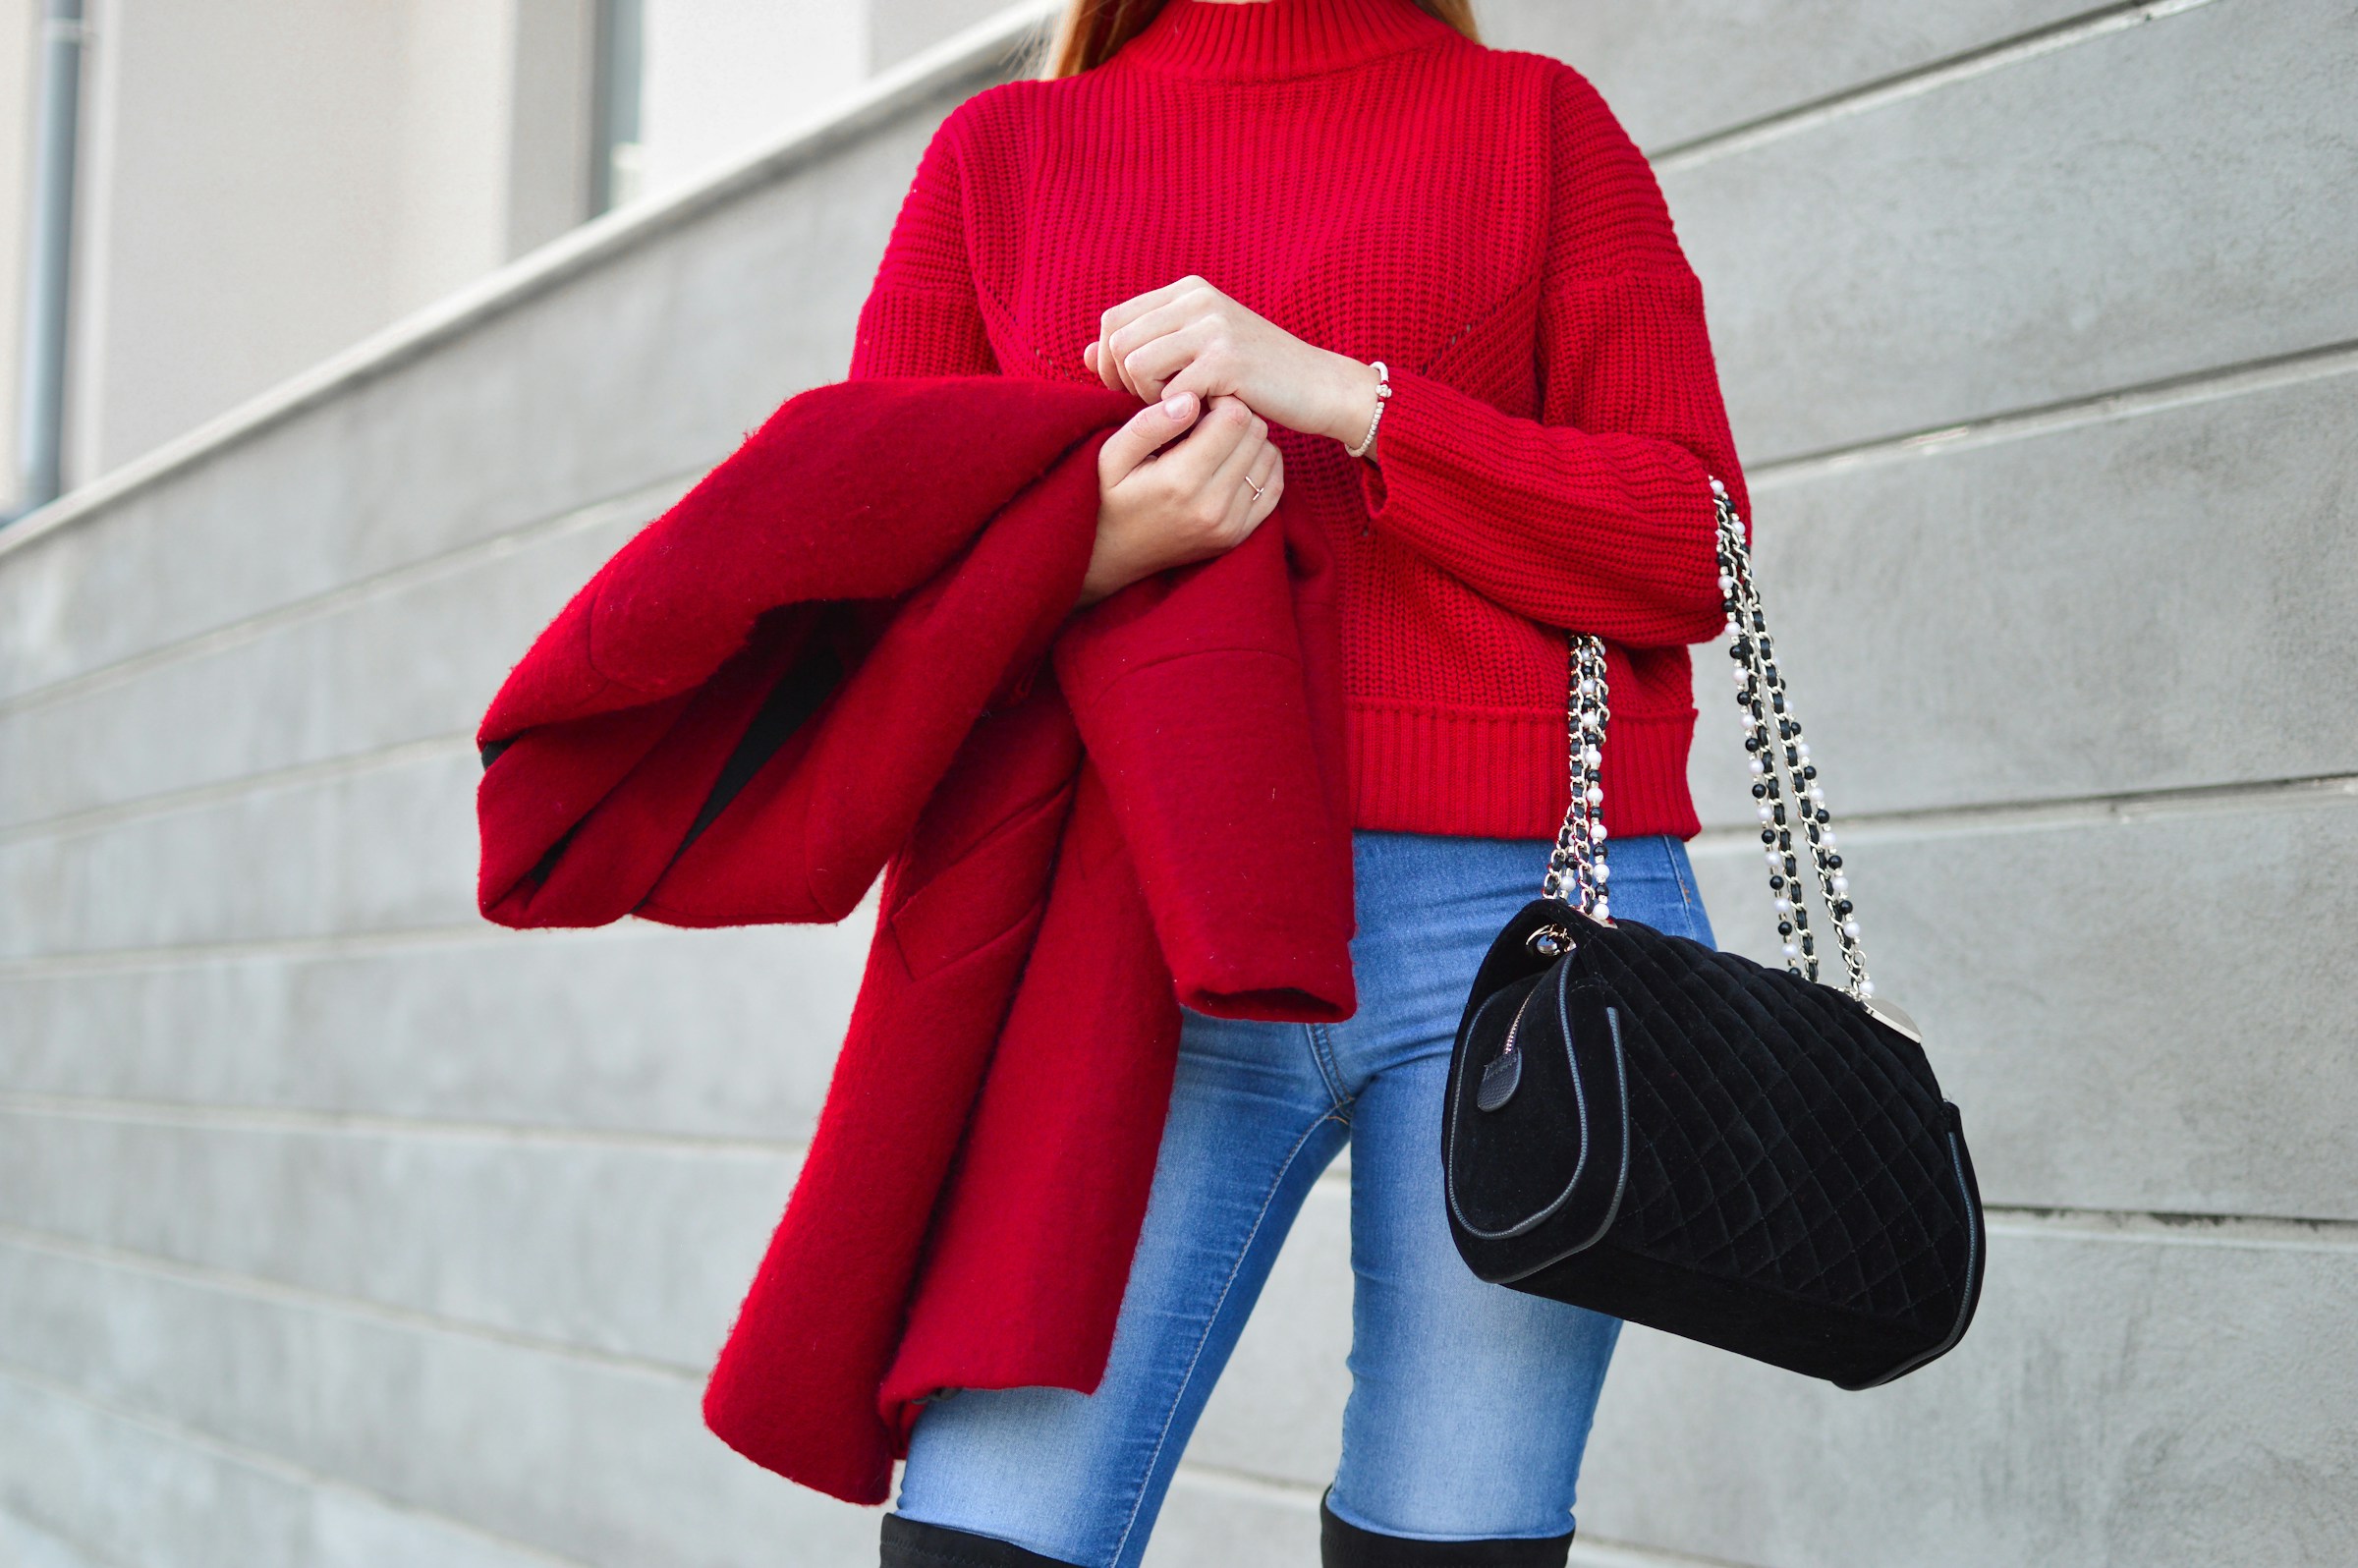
left=0, top=468, right=695, bottom=723
left=0, top=1221, right=709, bottom=1386
left=0, top=922, right=505, bottom=977
left=0, top=905, right=792, bottom=980
left=1982, top=1204, right=2358, bottom=1250
left=1169, top=1452, right=1320, bottom=1489
left=0, top=730, right=476, bottom=846
left=0, top=902, right=873, bottom=978
left=1169, top=1459, right=1319, bottom=1502
left=1691, top=772, right=2358, bottom=854
left=0, top=1092, right=811, bottom=1159
left=1748, top=336, right=2358, bottom=488
left=0, top=1360, right=600, bottom=1568
left=1651, top=0, right=2220, bottom=171
left=9, top=781, right=2346, bottom=970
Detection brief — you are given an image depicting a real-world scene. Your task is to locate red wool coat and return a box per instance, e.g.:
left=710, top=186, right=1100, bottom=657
left=474, top=373, right=1357, bottom=1503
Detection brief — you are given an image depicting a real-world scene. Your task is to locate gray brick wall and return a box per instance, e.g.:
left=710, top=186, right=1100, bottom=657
left=2, top=3, right=2351, bottom=1564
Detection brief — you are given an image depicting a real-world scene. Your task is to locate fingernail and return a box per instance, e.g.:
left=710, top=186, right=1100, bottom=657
left=1163, top=391, right=1192, bottom=418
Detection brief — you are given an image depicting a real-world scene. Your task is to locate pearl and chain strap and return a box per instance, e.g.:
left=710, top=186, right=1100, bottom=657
left=1712, top=477, right=1872, bottom=998
left=1539, top=632, right=1612, bottom=919
left=1535, top=476, right=1880, bottom=1006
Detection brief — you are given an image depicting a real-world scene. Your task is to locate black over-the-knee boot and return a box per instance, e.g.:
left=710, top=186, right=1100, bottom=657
left=878, top=1513, right=1086, bottom=1568
left=1319, top=1488, right=1575, bottom=1568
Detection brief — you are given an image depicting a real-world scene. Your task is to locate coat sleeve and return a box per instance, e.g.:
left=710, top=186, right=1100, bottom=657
left=1348, top=63, right=1749, bottom=649
left=847, top=105, right=1001, bottom=380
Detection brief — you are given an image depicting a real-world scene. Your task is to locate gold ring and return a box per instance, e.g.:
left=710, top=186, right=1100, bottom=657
left=1245, top=474, right=1265, bottom=500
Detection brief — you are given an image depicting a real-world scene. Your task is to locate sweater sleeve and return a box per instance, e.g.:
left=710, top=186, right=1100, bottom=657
left=847, top=106, right=1001, bottom=380
left=1351, top=64, right=1748, bottom=649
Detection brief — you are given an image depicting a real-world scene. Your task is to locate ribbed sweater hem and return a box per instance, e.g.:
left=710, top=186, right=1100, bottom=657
left=1348, top=699, right=1701, bottom=842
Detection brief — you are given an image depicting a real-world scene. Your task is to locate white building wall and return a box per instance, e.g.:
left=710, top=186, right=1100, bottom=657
left=66, top=0, right=412, bottom=480
left=636, top=0, right=869, bottom=202
left=0, top=3, right=2351, bottom=1565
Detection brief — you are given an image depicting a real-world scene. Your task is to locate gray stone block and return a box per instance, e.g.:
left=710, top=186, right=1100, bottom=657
left=0, top=1109, right=800, bottom=1371
left=1685, top=359, right=2358, bottom=826
left=0, top=491, right=654, bottom=832
left=0, top=748, right=479, bottom=959
left=0, top=1236, right=882, bottom=1568
left=1668, top=0, right=2358, bottom=459
left=1687, top=787, right=2358, bottom=1221
left=0, top=916, right=869, bottom=1141
left=1483, top=0, right=2092, bottom=150
left=0, top=1369, right=575, bottom=1568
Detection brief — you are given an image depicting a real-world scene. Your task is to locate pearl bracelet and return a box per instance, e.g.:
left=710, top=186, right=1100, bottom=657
left=1344, top=360, right=1390, bottom=459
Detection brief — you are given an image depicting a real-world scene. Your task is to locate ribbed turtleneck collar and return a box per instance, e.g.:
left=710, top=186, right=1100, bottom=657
left=1118, top=0, right=1458, bottom=81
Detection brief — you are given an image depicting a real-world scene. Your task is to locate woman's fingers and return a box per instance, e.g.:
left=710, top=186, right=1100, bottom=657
left=1242, top=444, right=1284, bottom=533
left=1082, top=392, right=1279, bottom=606
left=1151, top=395, right=1256, bottom=499
left=1097, top=390, right=1202, bottom=485
left=1202, top=408, right=1277, bottom=542
left=1103, top=296, right=1208, bottom=394
left=1116, top=318, right=1224, bottom=404
left=1091, top=276, right=1218, bottom=395
left=1094, top=276, right=1200, bottom=370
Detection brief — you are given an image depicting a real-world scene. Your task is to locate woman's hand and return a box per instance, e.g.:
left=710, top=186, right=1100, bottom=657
left=1084, top=275, right=1381, bottom=453
left=1077, top=389, right=1284, bottom=608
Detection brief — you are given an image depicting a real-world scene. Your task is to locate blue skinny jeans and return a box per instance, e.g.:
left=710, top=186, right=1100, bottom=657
left=892, top=829, right=1718, bottom=1567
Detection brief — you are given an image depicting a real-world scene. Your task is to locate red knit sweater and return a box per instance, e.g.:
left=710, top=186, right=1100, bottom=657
left=849, top=0, right=1750, bottom=841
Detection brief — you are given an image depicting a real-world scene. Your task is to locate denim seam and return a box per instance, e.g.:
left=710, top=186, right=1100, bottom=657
left=1105, top=1106, right=1350, bottom=1568
left=1669, top=841, right=1699, bottom=913
left=1664, top=838, right=1716, bottom=947
left=1305, top=1022, right=1353, bottom=1114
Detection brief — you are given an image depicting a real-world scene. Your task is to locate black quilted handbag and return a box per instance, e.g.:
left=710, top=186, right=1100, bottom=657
left=1441, top=477, right=1987, bottom=1389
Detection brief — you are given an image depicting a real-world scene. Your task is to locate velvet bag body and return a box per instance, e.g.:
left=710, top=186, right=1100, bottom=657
left=1442, top=900, right=1985, bottom=1388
